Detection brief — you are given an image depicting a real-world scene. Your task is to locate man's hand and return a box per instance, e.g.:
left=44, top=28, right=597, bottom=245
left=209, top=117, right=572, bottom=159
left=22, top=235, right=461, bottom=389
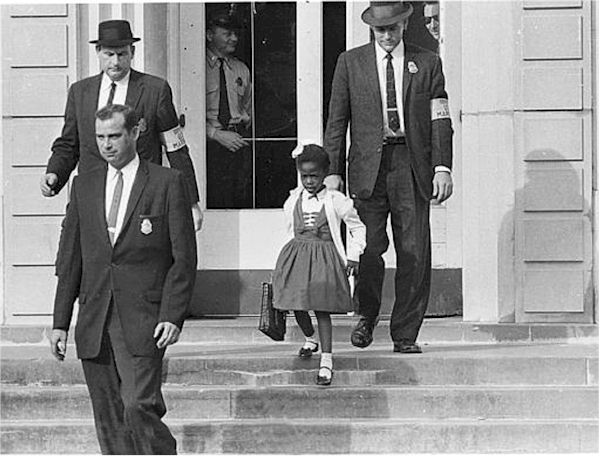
left=346, top=260, right=359, bottom=277
left=40, top=173, right=59, bottom=197
left=432, top=171, right=453, bottom=204
left=324, top=174, right=343, bottom=191
left=154, top=322, right=181, bottom=349
left=50, top=329, right=68, bottom=361
left=191, top=202, right=203, bottom=232
left=213, top=130, right=248, bottom=152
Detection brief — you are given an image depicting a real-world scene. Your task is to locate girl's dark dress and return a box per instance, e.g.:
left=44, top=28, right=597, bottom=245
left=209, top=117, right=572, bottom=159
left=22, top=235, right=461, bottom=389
left=273, top=197, right=352, bottom=313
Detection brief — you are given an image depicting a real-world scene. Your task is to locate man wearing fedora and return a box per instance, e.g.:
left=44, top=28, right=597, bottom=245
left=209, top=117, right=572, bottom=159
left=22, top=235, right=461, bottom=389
left=324, top=1, right=454, bottom=353
left=40, top=19, right=203, bottom=231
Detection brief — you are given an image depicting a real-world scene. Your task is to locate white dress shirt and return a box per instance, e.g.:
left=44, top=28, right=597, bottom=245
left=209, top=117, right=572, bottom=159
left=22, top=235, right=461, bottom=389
left=105, top=154, right=139, bottom=243
left=97, top=71, right=131, bottom=109
left=375, top=41, right=405, bottom=137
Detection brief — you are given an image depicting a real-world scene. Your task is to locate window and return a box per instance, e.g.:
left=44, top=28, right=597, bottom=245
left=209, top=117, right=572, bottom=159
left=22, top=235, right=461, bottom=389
left=205, top=2, right=297, bottom=209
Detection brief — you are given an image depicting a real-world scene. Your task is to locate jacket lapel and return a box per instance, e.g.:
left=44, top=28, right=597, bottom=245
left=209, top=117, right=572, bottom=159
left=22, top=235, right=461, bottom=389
left=403, top=45, right=416, bottom=104
left=125, top=70, right=144, bottom=111
left=365, top=43, right=383, bottom=107
left=84, top=74, right=103, bottom=144
left=83, top=165, right=111, bottom=247
left=115, top=159, right=149, bottom=245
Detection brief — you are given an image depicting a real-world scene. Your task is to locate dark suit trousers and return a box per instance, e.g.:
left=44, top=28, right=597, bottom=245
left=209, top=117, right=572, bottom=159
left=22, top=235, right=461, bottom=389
left=354, top=143, right=431, bottom=344
left=206, top=139, right=253, bottom=209
left=81, top=303, right=176, bottom=455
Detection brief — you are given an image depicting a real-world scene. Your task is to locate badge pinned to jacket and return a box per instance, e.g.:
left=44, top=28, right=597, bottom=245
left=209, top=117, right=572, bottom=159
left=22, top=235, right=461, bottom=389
left=236, top=77, right=243, bottom=87
left=140, top=218, right=153, bottom=235
left=407, top=61, right=418, bottom=74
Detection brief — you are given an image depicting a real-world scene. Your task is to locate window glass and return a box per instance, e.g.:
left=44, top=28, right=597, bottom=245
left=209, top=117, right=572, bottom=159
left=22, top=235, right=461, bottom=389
left=205, top=2, right=297, bottom=209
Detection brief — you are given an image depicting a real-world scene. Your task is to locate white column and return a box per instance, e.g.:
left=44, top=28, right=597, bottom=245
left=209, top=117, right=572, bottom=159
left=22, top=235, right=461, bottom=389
left=461, top=1, right=518, bottom=322
left=296, top=1, right=323, bottom=143
left=88, top=3, right=100, bottom=75
left=346, top=1, right=370, bottom=49
left=132, top=3, right=144, bottom=72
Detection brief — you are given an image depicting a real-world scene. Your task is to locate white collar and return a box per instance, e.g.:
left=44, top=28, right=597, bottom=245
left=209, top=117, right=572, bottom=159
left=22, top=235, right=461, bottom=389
left=101, top=70, right=131, bottom=90
left=375, top=40, right=404, bottom=62
left=302, top=186, right=327, bottom=201
left=108, top=153, right=139, bottom=180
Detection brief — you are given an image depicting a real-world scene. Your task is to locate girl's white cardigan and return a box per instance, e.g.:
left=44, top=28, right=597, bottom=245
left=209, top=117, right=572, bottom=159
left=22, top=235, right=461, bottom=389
left=282, top=187, right=367, bottom=265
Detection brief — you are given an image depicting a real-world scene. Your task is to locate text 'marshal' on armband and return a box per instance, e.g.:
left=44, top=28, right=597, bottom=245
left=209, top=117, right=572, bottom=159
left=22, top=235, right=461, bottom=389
left=160, top=126, right=187, bottom=152
left=431, top=98, right=450, bottom=121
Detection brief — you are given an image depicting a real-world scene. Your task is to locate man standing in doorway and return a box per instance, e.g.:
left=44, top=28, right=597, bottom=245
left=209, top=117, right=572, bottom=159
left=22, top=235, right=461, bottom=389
left=324, top=1, right=453, bottom=353
left=40, top=19, right=203, bottom=231
left=51, top=104, right=196, bottom=454
left=205, top=11, right=253, bottom=208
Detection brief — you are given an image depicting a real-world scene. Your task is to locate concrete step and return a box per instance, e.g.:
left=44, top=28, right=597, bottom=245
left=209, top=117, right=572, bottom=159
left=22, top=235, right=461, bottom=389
left=1, top=418, right=597, bottom=453
left=2, top=384, right=597, bottom=421
left=1, top=343, right=597, bottom=387
left=2, top=317, right=597, bottom=345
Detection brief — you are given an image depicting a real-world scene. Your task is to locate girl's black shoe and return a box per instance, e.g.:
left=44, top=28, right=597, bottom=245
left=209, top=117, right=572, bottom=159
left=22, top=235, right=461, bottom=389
left=316, top=366, right=333, bottom=386
left=298, top=342, right=319, bottom=358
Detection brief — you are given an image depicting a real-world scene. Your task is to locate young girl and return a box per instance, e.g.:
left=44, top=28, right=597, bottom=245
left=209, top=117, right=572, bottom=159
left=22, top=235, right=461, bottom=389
left=272, top=143, right=366, bottom=386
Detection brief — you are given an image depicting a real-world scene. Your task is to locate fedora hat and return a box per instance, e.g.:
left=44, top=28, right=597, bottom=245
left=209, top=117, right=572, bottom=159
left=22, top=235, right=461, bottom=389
left=89, top=20, right=141, bottom=47
left=361, top=1, right=413, bottom=27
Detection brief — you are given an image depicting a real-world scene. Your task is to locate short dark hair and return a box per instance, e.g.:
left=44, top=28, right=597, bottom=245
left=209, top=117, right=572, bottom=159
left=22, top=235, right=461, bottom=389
left=95, top=104, right=139, bottom=132
left=207, top=12, right=241, bottom=32
left=295, top=144, right=330, bottom=171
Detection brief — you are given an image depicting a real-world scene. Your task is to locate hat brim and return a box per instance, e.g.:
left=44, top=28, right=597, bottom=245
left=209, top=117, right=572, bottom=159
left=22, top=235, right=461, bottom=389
left=361, top=4, right=413, bottom=26
left=89, top=37, right=141, bottom=46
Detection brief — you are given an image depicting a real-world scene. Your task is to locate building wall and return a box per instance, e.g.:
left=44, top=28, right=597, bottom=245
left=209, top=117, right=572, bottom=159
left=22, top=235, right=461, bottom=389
left=0, top=1, right=595, bottom=325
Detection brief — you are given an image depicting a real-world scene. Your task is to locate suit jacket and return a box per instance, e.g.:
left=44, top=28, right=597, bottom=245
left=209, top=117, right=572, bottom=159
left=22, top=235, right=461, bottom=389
left=47, top=70, right=200, bottom=202
left=324, top=41, right=453, bottom=201
left=52, top=159, right=197, bottom=359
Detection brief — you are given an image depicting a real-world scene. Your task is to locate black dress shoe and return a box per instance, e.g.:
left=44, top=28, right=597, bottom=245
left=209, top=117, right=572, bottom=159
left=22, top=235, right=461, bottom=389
left=316, top=366, right=333, bottom=386
left=298, top=342, right=319, bottom=358
left=393, top=342, right=422, bottom=353
left=350, top=317, right=377, bottom=348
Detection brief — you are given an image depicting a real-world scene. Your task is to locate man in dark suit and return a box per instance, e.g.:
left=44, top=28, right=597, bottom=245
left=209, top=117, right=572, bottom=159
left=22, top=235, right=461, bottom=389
left=324, top=1, right=453, bottom=353
left=40, top=19, right=203, bottom=231
left=50, top=104, right=197, bottom=454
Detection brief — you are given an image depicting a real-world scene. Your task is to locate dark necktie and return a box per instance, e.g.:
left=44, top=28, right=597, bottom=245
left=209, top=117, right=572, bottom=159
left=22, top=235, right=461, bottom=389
left=217, top=58, right=231, bottom=128
left=107, top=82, right=117, bottom=106
left=107, top=170, right=123, bottom=245
left=385, top=53, right=400, bottom=133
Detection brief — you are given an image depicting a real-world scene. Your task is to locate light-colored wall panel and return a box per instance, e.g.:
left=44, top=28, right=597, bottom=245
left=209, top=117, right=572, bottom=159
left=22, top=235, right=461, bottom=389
left=523, top=0, right=583, bottom=8
left=9, top=219, right=62, bottom=265
left=521, top=67, right=582, bottom=110
left=523, top=116, right=583, bottom=161
left=5, top=267, right=57, bottom=317
left=523, top=270, right=584, bottom=312
left=10, top=24, right=68, bottom=67
left=9, top=4, right=68, bottom=17
left=522, top=15, right=582, bottom=60
left=523, top=219, right=584, bottom=261
left=8, top=118, right=63, bottom=166
left=10, top=171, right=67, bottom=216
left=524, top=168, right=583, bottom=211
left=9, top=73, right=68, bottom=116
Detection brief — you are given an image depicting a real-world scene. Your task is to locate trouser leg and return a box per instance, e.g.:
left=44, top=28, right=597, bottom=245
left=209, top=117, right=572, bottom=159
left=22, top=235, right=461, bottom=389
left=81, top=331, right=136, bottom=455
left=387, top=144, right=432, bottom=344
left=107, top=306, right=176, bottom=455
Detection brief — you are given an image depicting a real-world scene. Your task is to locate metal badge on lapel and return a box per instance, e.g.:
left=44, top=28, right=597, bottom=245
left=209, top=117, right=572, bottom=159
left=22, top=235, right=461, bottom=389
left=140, top=218, right=153, bottom=235
left=408, top=61, right=418, bottom=74
left=138, top=118, right=147, bottom=133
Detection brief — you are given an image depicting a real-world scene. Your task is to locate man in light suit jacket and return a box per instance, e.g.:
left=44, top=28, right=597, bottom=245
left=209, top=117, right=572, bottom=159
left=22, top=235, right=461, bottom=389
left=324, top=1, right=454, bottom=353
left=50, top=104, right=197, bottom=454
left=40, top=19, right=203, bottom=231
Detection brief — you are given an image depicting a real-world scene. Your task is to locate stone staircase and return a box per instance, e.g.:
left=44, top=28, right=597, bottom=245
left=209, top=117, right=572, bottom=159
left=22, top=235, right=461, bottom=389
left=1, top=318, right=598, bottom=453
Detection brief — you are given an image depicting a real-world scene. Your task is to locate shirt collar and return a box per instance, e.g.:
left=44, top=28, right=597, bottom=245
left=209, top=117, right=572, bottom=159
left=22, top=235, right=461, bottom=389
left=101, top=70, right=131, bottom=91
left=108, top=153, right=139, bottom=181
left=375, top=40, right=404, bottom=63
left=206, top=48, right=231, bottom=68
left=302, top=185, right=327, bottom=201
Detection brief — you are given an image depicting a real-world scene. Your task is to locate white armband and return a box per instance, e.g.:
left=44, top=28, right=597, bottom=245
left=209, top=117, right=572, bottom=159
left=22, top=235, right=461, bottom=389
left=431, top=98, right=450, bottom=121
left=160, top=126, right=187, bottom=152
